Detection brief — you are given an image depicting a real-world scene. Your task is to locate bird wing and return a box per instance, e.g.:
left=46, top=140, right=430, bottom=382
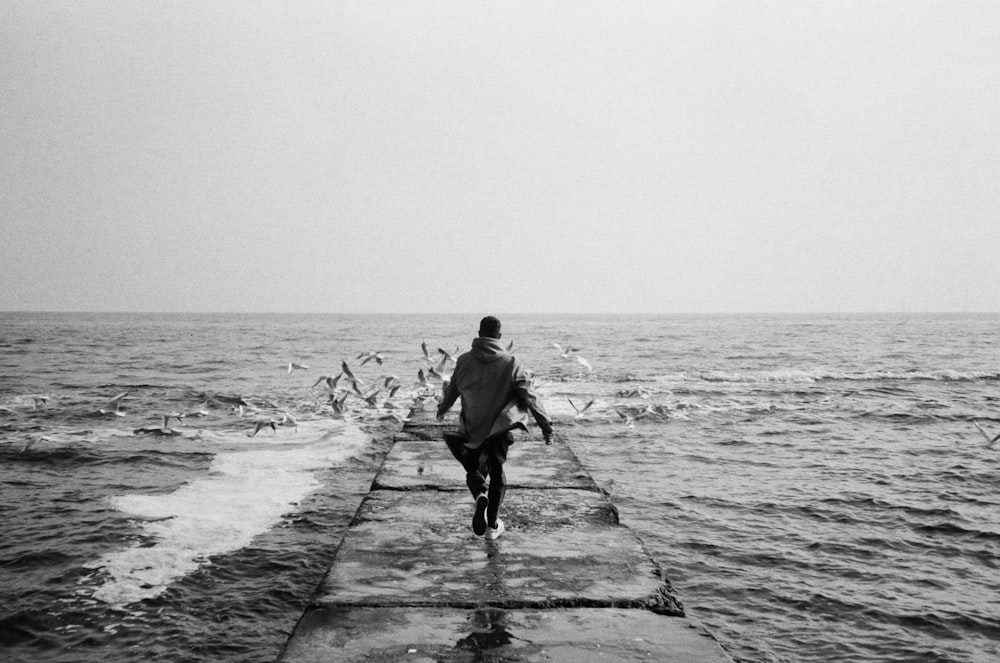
left=973, top=421, right=994, bottom=443
left=341, top=361, right=356, bottom=380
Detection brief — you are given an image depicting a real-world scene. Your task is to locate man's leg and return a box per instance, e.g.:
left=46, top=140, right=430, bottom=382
left=446, top=433, right=487, bottom=498
left=484, top=433, right=512, bottom=527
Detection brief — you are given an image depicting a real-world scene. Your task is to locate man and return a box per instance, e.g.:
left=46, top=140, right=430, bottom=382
left=436, top=316, right=554, bottom=540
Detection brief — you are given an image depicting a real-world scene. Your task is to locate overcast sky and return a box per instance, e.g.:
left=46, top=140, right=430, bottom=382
left=2, top=1, right=998, bottom=314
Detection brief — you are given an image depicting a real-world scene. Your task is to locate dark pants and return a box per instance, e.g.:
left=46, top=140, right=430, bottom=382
left=444, top=432, right=513, bottom=526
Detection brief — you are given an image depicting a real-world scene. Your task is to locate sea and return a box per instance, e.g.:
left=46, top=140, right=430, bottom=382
left=1, top=312, right=998, bottom=663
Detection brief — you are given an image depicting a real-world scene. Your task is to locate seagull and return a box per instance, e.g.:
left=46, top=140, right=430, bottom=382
left=553, top=344, right=592, bottom=371
left=421, top=340, right=434, bottom=362
left=99, top=392, right=129, bottom=417
left=428, top=366, right=452, bottom=384
left=568, top=398, right=595, bottom=419
left=249, top=418, right=278, bottom=437
left=973, top=420, right=1000, bottom=446
left=278, top=411, right=299, bottom=430
left=329, top=392, right=349, bottom=418
left=437, top=348, right=456, bottom=364
left=357, top=351, right=386, bottom=366
left=417, top=368, right=431, bottom=388
left=351, top=380, right=367, bottom=399
left=506, top=340, right=515, bottom=354
left=133, top=415, right=183, bottom=436
left=287, top=362, right=309, bottom=374
left=362, top=387, right=382, bottom=408
left=311, top=373, right=343, bottom=390
left=182, top=402, right=210, bottom=418
left=341, top=360, right=359, bottom=384
left=614, top=409, right=636, bottom=429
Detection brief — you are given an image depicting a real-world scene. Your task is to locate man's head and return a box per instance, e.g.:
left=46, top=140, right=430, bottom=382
left=478, top=316, right=502, bottom=339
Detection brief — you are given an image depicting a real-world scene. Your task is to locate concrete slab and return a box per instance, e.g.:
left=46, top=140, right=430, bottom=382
left=313, top=489, right=674, bottom=612
left=281, top=606, right=731, bottom=663
left=373, top=437, right=598, bottom=492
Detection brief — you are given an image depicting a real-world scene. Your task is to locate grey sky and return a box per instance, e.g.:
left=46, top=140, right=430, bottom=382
left=2, top=1, right=998, bottom=313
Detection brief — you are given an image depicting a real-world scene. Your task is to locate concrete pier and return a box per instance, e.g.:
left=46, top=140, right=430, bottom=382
left=279, top=407, right=731, bottom=662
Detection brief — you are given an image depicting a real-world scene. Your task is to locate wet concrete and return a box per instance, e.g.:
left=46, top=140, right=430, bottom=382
left=279, top=408, right=732, bottom=662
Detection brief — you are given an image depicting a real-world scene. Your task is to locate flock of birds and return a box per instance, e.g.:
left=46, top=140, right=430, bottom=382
left=3, top=339, right=603, bottom=453
left=12, top=337, right=996, bottom=453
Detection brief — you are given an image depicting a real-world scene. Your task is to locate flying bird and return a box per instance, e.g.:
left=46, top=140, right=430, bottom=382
left=183, top=402, right=210, bottom=418
left=278, top=411, right=299, bottom=430
left=417, top=368, right=430, bottom=388
left=288, top=362, right=309, bottom=374
left=614, top=409, right=636, bottom=429
left=357, top=351, right=386, bottom=366
left=312, top=373, right=343, bottom=390
left=568, top=398, right=595, bottom=419
left=99, top=392, right=129, bottom=417
left=329, top=392, right=349, bottom=418
left=553, top=344, right=592, bottom=372
left=133, top=414, right=183, bottom=436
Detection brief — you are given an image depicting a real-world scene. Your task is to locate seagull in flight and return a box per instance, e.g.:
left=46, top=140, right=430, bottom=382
left=421, top=340, right=434, bottom=363
left=288, top=362, right=309, bottom=374
left=99, top=392, right=129, bottom=417
left=361, top=386, right=382, bottom=408
left=614, top=409, right=636, bottom=429
left=329, top=391, right=349, bottom=418
left=312, top=373, right=343, bottom=391
left=428, top=366, right=452, bottom=384
left=278, top=411, right=299, bottom=430
left=552, top=344, right=593, bottom=371
left=357, top=351, right=386, bottom=366
left=133, top=414, right=183, bottom=436
left=182, top=401, right=210, bottom=418
left=341, top=360, right=359, bottom=384
left=568, top=398, right=595, bottom=419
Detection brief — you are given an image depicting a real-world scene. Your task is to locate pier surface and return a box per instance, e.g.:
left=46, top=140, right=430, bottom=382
left=280, top=408, right=731, bottom=662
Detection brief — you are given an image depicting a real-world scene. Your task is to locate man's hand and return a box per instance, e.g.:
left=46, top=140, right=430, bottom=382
left=436, top=412, right=445, bottom=422
left=543, top=430, right=554, bottom=445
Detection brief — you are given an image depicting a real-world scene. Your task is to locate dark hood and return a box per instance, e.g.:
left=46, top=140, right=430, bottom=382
left=470, top=337, right=508, bottom=363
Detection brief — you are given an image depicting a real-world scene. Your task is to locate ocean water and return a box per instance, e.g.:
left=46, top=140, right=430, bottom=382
left=1, top=312, right=998, bottom=663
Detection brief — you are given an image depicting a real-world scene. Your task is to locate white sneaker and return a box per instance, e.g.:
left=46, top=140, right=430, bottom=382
left=485, top=518, right=505, bottom=540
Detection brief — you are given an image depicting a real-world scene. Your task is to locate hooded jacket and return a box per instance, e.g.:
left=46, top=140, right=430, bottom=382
left=437, top=337, right=553, bottom=449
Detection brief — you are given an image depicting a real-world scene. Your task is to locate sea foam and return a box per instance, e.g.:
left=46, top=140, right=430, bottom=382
left=87, top=419, right=368, bottom=606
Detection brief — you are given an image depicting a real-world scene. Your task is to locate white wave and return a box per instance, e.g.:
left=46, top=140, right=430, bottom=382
left=86, top=419, right=369, bottom=606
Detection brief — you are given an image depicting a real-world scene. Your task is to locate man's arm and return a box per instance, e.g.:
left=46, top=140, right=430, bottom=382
left=511, top=362, right=554, bottom=443
left=436, top=377, right=460, bottom=420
